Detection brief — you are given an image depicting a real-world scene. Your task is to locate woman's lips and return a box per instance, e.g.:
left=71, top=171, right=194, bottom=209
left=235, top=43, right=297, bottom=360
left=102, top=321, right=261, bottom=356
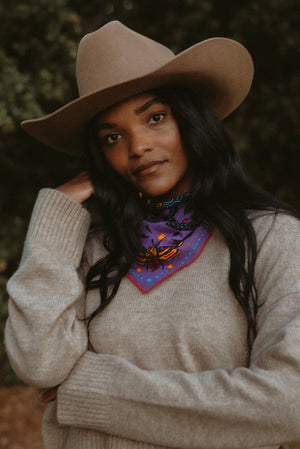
left=133, top=161, right=165, bottom=177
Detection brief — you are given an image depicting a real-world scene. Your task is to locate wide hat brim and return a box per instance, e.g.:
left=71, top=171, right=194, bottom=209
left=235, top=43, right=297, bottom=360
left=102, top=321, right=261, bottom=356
left=21, top=36, right=254, bottom=156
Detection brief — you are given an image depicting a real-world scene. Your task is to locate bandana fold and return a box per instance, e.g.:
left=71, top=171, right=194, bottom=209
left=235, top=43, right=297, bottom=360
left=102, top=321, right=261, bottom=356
left=126, top=193, right=212, bottom=292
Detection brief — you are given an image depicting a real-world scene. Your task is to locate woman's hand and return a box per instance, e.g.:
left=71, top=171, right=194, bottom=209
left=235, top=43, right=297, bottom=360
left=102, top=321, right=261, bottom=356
left=56, top=171, right=94, bottom=204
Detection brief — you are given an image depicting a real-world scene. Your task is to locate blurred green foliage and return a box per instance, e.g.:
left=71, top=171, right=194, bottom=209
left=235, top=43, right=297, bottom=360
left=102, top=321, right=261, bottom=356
left=0, top=0, right=299, bottom=384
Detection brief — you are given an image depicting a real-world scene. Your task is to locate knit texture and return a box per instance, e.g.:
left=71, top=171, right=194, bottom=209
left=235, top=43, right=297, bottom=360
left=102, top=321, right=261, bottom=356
left=5, top=188, right=300, bottom=449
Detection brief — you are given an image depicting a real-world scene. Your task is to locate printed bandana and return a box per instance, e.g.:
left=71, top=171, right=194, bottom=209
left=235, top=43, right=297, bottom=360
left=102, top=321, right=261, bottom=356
left=126, top=193, right=212, bottom=292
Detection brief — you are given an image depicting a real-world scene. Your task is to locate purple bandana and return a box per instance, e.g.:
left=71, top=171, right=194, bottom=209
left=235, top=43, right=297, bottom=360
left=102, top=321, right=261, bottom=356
left=126, top=193, right=212, bottom=293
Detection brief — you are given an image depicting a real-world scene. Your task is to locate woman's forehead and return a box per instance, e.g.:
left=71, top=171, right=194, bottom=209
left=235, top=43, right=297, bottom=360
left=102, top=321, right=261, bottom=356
left=96, top=91, right=163, bottom=122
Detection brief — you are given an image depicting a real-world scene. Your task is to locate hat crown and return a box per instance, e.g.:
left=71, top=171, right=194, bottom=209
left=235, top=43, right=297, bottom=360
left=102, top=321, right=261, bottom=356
left=76, top=21, right=175, bottom=97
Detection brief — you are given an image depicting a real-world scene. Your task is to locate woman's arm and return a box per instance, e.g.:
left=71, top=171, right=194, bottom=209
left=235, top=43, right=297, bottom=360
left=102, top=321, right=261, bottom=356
left=5, top=187, right=92, bottom=388
left=56, top=214, right=300, bottom=449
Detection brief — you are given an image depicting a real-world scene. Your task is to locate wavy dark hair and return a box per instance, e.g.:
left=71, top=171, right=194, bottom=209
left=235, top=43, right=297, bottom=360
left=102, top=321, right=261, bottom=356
left=85, top=85, right=297, bottom=348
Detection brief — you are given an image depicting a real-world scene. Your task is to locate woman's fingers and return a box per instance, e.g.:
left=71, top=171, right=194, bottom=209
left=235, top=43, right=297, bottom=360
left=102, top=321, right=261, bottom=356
left=56, top=171, right=95, bottom=204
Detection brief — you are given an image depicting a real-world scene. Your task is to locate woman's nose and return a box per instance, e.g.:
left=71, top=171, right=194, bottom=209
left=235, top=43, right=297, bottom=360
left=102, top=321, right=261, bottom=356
left=129, top=130, right=152, bottom=158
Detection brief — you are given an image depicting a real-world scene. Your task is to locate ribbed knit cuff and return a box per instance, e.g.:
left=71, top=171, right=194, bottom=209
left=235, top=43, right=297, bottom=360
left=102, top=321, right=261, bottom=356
left=57, top=352, right=117, bottom=433
left=24, top=188, right=91, bottom=265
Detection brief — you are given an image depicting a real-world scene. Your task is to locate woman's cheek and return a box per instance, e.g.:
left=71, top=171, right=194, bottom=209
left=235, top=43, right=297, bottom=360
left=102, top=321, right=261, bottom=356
left=105, top=153, right=127, bottom=178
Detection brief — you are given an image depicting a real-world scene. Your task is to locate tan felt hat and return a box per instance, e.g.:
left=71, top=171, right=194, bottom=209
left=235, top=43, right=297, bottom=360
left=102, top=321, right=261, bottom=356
left=21, top=20, right=254, bottom=156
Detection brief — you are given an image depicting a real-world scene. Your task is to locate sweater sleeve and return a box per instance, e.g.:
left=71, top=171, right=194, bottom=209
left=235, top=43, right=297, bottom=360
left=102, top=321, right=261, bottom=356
left=56, top=214, right=300, bottom=449
left=5, top=188, right=91, bottom=388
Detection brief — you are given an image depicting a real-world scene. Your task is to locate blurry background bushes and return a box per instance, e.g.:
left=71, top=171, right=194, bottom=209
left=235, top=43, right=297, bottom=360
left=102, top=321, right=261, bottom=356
left=0, top=0, right=299, bottom=384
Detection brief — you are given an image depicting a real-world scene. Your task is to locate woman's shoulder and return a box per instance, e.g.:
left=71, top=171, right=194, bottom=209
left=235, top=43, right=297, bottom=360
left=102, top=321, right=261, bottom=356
left=249, top=210, right=300, bottom=253
left=250, top=209, right=299, bottom=231
left=248, top=211, right=300, bottom=309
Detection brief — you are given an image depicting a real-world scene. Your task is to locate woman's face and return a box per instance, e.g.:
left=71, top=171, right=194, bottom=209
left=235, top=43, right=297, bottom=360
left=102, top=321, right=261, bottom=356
left=95, top=92, right=194, bottom=200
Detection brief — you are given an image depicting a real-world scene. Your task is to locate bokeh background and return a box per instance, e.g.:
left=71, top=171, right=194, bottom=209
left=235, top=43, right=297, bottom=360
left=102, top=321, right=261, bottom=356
left=0, top=0, right=299, bottom=386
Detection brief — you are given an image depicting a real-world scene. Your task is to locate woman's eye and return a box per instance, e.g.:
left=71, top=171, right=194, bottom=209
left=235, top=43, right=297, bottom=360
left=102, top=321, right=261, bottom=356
left=149, top=113, right=165, bottom=124
left=104, top=133, right=121, bottom=144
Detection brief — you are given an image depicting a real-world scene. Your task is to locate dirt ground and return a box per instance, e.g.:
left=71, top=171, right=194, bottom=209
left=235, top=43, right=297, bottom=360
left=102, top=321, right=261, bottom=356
left=0, top=385, right=45, bottom=449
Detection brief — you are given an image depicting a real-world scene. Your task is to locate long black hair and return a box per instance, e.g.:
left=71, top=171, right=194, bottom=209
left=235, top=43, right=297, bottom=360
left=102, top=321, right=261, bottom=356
left=85, top=85, right=297, bottom=348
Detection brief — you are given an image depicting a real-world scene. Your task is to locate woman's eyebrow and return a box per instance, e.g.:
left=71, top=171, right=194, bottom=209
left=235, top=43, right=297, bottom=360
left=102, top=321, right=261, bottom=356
left=96, top=122, right=116, bottom=131
left=96, top=97, right=164, bottom=130
left=134, top=97, right=163, bottom=115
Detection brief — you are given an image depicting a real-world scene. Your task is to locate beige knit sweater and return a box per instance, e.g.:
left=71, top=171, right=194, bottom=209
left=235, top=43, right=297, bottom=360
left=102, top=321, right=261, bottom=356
left=5, top=189, right=300, bottom=449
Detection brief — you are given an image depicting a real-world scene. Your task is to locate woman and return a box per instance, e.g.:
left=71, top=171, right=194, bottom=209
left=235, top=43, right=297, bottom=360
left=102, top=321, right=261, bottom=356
left=5, top=21, right=300, bottom=449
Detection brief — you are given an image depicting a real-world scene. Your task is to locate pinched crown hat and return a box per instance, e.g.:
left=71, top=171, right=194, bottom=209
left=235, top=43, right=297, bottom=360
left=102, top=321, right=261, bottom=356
left=21, top=20, right=254, bottom=156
